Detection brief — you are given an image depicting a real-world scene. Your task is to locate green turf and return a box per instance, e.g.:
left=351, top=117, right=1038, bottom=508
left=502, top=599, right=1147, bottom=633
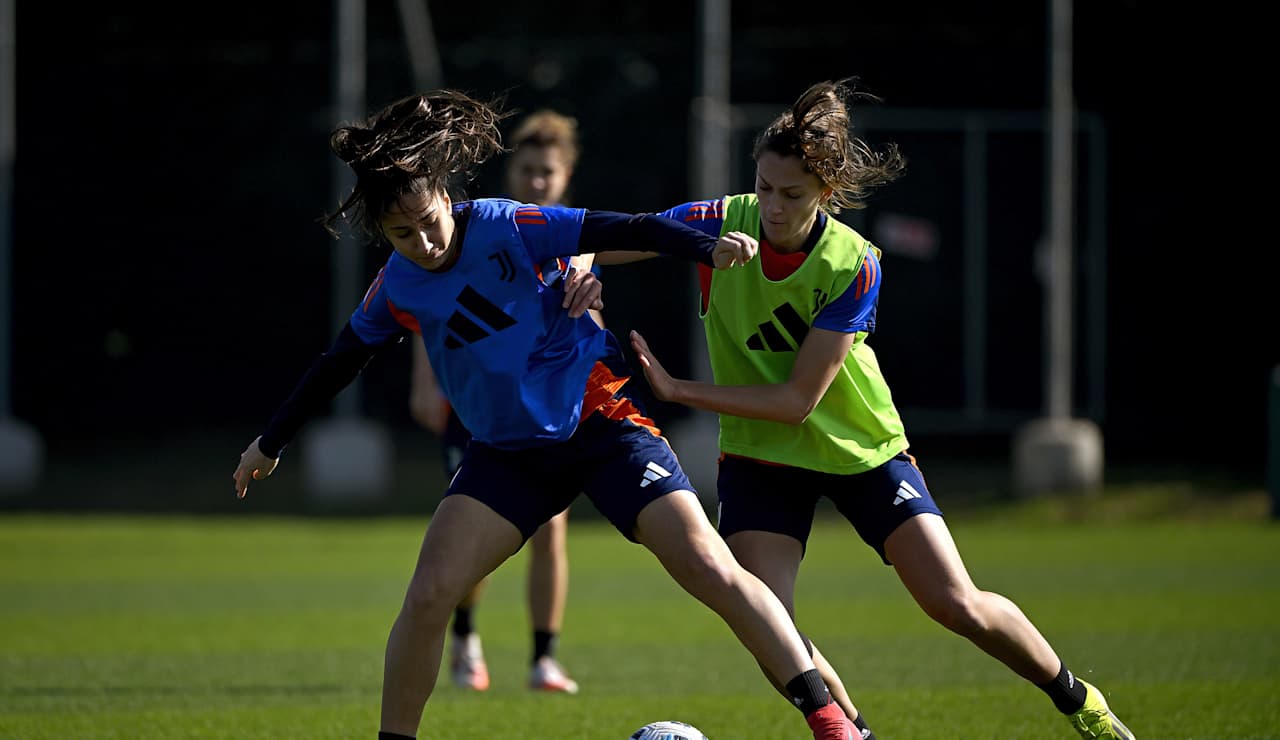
left=1, top=502, right=1278, bottom=738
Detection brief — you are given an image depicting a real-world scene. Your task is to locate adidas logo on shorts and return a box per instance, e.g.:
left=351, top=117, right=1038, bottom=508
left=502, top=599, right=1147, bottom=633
left=639, top=461, right=672, bottom=488
left=892, top=479, right=922, bottom=505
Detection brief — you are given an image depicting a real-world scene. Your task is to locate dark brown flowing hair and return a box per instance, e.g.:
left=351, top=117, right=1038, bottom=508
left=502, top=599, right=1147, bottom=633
left=323, top=89, right=510, bottom=239
left=752, top=78, right=906, bottom=214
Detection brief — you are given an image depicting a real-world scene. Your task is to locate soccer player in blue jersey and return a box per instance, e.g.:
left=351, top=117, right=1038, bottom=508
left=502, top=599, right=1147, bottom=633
left=615, top=79, right=1136, bottom=740
left=231, top=89, right=863, bottom=740
left=408, top=109, right=590, bottom=695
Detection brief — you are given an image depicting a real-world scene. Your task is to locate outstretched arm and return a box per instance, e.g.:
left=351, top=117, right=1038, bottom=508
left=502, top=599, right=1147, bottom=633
left=629, top=327, right=858, bottom=425
left=576, top=211, right=756, bottom=269
left=590, top=250, right=658, bottom=266
left=233, top=323, right=388, bottom=498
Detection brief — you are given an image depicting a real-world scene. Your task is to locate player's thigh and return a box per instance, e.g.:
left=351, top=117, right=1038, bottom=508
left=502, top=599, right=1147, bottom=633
left=885, top=512, right=979, bottom=613
left=725, top=530, right=804, bottom=612
left=530, top=508, right=569, bottom=550
left=411, top=494, right=524, bottom=604
left=633, top=488, right=738, bottom=585
left=527, top=510, right=569, bottom=568
left=717, top=455, right=821, bottom=554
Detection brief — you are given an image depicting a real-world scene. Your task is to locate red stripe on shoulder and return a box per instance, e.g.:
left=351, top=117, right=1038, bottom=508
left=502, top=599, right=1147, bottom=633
left=684, top=200, right=722, bottom=222
left=388, top=300, right=420, bottom=334
left=855, top=254, right=878, bottom=300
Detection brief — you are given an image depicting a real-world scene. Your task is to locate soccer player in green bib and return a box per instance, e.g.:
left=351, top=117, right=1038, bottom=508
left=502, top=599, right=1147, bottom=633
left=620, top=79, right=1136, bottom=740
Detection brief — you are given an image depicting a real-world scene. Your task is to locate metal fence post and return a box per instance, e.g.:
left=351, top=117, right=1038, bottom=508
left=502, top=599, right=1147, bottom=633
left=1270, top=365, right=1279, bottom=519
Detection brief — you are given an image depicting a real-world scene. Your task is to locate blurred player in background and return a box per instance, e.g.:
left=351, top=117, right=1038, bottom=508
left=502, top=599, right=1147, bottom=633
left=617, top=78, right=1136, bottom=740
left=232, top=88, right=865, bottom=740
left=408, top=109, right=594, bottom=695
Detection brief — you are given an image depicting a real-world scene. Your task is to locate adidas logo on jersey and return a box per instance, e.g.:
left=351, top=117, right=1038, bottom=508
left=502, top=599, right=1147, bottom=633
left=639, top=461, right=672, bottom=488
left=444, top=285, right=517, bottom=349
left=892, top=479, right=922, bottom=505
left=745, top=302, right=810, bottom=352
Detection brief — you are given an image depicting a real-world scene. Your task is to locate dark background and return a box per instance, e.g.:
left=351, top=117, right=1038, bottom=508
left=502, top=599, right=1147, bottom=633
left=6, top=1, right=1270, bottom=507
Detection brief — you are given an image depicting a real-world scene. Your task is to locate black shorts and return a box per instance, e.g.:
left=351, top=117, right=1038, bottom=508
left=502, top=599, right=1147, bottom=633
left=716, top=452, right=943, bottom=565
left=446, top=395, right=694, bottom=543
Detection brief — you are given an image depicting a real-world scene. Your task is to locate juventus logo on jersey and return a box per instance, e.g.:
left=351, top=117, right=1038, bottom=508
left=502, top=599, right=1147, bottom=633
left=489, top=250, right=517, bottom=282
left=444, top=285, right=517, bottom=348
left=745, top=302, right=810, bottom=352
left=812, top=288, right=830, bottom=315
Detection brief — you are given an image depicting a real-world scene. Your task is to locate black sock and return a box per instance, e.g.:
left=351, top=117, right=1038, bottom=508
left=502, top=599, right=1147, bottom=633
left=1037, top=662, right=1088, bottom=714
left=784, top=669, right=832, bottom=716
left=532, top=629, right=557, bottom=664
left=452, top=607, right=473, bottom=638
left=378, top=733, right=414, bottom=740
left=853, top=713, right=876, bottom=740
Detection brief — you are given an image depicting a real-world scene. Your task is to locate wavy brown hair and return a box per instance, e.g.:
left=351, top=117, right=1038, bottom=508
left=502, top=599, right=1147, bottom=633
left=323, top=89, right=510, bottom=238
left=753, top=78, right=905, bottom=214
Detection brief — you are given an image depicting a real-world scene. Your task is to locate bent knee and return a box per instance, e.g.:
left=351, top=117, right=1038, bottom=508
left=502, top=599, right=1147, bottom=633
left=921, top=591, right=990, bottom=637
left=667, top=548, right=741, bottom=597
left=402, top=574, right=468, bottom=621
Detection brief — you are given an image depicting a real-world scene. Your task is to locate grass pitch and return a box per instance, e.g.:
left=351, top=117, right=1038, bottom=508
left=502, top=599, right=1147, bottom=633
left=1, top=495, right=1277, bottom=738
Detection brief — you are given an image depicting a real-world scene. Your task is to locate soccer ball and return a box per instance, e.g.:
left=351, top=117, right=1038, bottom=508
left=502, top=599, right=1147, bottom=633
left=629, top=720, right=709, bottom=740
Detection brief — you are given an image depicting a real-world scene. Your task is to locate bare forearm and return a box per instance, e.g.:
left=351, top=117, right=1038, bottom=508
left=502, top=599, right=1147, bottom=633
left=668, top=378, right=815, bottom=425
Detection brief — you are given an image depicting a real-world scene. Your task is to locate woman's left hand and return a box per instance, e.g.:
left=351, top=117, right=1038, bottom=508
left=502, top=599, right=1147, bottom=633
left=713, top=231, right=758, bottom=269
left=630, top=330, right=678, bottom=402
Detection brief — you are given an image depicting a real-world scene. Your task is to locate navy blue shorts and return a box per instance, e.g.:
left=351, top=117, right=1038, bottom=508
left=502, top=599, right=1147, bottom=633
left=716, top=452, right=943, bottom=565
left=445, top=397, right=694, bottom=543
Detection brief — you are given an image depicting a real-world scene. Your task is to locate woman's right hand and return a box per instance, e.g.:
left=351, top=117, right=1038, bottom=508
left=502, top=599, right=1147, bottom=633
left=629, top=330, right=680, bottom=403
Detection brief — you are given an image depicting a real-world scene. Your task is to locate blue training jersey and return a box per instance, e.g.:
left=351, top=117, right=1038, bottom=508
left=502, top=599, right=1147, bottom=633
left=351, top=198, right=621, bottom=449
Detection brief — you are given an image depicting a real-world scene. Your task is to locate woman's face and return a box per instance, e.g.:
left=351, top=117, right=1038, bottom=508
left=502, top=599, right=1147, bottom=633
left=506, top=144, right=573, bottom=206
left=754, top=150, right=828, bottom=252
left=380, top=189, right=457, bottom=271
